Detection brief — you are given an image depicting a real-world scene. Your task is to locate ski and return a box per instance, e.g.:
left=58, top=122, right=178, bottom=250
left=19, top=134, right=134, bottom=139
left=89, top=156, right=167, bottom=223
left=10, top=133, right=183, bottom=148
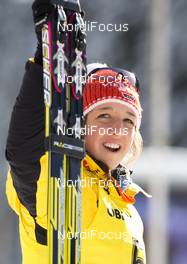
left=41, top=1, right=86, bottom=263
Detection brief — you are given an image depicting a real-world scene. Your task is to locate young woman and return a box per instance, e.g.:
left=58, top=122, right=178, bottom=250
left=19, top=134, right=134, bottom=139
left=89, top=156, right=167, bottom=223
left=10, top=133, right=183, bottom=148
left=6, top=1, right=148, bottom=263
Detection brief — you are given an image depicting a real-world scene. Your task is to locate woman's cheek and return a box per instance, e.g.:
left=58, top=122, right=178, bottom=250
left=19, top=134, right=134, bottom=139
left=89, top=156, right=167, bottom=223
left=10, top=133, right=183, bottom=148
left=85, top=134, right=96, bottom=153
left=128, top=128, right=136, bottom=146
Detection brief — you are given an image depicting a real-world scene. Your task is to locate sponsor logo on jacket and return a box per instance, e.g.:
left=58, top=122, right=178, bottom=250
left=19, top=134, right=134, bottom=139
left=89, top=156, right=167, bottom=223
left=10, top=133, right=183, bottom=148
left=103, top=197, right=131, bottom=221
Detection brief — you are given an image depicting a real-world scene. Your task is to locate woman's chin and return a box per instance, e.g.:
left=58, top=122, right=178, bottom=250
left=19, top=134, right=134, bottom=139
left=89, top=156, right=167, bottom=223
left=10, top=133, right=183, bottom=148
left=103, top=160, right=120, bottom=170
left=101, top=153, right=123, bottom=169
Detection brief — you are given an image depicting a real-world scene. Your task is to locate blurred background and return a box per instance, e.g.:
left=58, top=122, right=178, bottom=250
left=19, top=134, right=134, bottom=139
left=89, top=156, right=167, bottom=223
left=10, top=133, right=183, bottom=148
left=0, top=0, right=187, bottom=263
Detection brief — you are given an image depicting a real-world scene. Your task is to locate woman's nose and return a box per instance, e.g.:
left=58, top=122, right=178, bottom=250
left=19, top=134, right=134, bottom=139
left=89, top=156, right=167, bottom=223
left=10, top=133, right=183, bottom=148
left=109, top=119, right=124, bottom=136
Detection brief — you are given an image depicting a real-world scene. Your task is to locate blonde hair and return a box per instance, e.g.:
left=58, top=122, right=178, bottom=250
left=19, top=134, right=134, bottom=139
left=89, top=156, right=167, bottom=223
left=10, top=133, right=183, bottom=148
left=121, top=129, right=143, bottom=167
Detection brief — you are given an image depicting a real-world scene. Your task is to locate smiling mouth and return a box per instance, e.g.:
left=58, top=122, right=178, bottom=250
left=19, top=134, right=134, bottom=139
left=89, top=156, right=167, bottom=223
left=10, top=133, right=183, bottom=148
left=103, top=143, right=121, bottom=152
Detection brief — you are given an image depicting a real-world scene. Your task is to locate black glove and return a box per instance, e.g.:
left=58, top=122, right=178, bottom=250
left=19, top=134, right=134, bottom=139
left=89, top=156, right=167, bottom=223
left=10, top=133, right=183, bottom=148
left=32, top=0, right=54, bottom=65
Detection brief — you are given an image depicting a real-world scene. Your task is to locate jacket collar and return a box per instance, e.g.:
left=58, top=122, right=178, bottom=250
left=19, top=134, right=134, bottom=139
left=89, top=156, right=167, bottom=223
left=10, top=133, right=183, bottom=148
left=83, top=154, right=107, bottom=179
left=83, top=153, right=152, bottom=202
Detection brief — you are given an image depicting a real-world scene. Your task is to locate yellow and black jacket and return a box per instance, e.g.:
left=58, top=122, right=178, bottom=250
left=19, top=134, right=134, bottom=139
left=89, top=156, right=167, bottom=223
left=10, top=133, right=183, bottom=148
left=6, top=61, right=146, bottom=264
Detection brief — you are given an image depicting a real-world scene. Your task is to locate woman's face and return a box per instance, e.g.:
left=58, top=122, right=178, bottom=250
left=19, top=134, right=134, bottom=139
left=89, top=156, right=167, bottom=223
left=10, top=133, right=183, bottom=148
left=85, top=102, right=137, bottom=170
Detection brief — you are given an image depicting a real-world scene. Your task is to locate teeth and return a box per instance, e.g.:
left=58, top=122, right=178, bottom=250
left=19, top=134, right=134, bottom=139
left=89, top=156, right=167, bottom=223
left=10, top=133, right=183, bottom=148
left=104, top=143, right=120, bottom=149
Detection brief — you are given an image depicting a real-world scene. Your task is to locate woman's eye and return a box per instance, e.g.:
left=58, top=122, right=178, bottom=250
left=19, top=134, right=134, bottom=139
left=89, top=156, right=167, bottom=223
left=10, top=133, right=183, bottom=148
left=97, top=113, right=111, bottom=119
left=123, top=118, right=135, bottom=126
